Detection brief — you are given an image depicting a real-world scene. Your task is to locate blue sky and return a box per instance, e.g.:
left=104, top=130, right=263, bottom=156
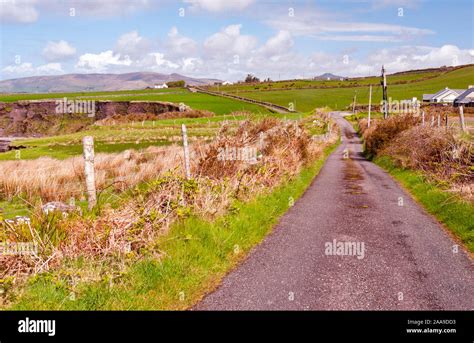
left=1, top=0, right=473, bottom=81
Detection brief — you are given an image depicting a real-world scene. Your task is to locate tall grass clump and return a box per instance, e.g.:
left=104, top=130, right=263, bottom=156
left=359, top=114, right=473, bottom=200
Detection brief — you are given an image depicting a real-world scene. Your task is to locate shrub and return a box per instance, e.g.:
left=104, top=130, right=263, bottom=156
left=362, top=114, right=419, bottom=156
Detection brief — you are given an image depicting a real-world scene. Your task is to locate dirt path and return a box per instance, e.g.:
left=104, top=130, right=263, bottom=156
left=195, top=112, right=474, bottom=310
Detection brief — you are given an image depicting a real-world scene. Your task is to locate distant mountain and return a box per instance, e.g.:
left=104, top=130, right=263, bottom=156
left=313, top=73, right=347, bottom=81
left=0, top=72, right=222, bottom=93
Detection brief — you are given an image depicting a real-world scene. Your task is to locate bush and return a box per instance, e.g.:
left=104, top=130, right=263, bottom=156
left=362, top=114, right=419, bottom=156
left=361, top=115, right=473, bottom=199
left=166, top=80, right=185, bottom=88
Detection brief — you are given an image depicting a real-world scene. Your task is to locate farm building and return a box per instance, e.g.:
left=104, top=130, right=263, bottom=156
left=422, top=87, right=466, bottom=104
left=154, top=83, right=168, bottom=89
left=453, top=87, right=474, bottom=107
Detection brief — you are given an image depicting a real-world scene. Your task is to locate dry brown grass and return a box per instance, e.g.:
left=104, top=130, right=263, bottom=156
left=0, top=145, right=185, bottom=203
left=360, top=114, right=419, bottom=156
left=360, top=114, right=474, bottom=199
left=0, top=115, right=336, bottom=281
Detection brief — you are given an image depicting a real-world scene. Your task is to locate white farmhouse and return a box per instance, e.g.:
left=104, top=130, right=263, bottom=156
left=222, top=81, right=233, bottom=85
left=423, top=87, right=465, bottom=104
left=154, top=83, right=169, bottom=89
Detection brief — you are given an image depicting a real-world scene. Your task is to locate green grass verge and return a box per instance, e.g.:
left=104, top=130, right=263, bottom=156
left=7, top=141, right=339, bottom=310
left=375, top=155, right=474, bottom=252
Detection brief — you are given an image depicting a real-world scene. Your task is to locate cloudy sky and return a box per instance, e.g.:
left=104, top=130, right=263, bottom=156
left=1, top=0, right=473, bottom=81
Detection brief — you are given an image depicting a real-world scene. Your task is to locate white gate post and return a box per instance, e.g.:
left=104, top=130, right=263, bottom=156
left=459, top=106, right=466, bottom=132
left=181, top=124, right=191, bottom=179
left=82, top=136, right=97, bottom=210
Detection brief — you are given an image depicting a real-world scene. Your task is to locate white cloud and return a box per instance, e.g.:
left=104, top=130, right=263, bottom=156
left=166, top=27, right=197, bottom=57
left=2, top=62, right=35, bottom=74
left=0, top=0, right=38, bottom=24
left=258, top=31, right=293, bottom=57
left=266, top=12, right=434, bottom=42
left=66, top=0, right=151, bottom=16
left=184, top=0, right=254, bottom=12
left=204, top=24, right=257, bottom=57
left=367, top=45, right=474, bottom=73
left=36, top=62, right=64, bottom=74
left=181, top=57, right=203, bottom=73
left=42, top=40, right=76, bottom=62
left=0, top=0, right=151, bottom=23
left=115, top=31, right=150, bottom=59
left=1, top=62, right=63, bottom=77
left=75, top=50, right=132, bottom=72
left=318, top=34, right=403, bottom=42
left=147, top=53, right=180, bottom=70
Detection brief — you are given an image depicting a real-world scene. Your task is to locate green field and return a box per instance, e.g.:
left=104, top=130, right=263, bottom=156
left=1, top=112, right=309, bottom=161
left=208, top=67, right=458, bottom=93
left=226, top=65, right=474, bottom=112
left=0, top=87, right=178, bottom=102
left=0, top=88, right=272, bottom=116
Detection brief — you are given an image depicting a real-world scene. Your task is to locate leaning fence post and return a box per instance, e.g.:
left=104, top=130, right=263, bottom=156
left=82, top=136, right=97, bottom=210
left=181, top=124, right=191, bottom=179
left=459, top=106, right=466, bottom=133
left=421, top=111, right=425, bottom=126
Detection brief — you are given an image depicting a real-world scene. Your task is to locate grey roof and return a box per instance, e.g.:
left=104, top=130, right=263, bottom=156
left=430, top=87, right=465, bottom=99
left=423, top=94, right=434, bottom=100
left=454, top=88, right=474, bottom=103
left=431, top=88, right=450, bottom=98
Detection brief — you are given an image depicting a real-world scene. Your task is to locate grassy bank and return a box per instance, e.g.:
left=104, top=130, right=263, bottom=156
left=375, top=156, right=474, bottom=252
left=7, top=141, right=339, bottom=310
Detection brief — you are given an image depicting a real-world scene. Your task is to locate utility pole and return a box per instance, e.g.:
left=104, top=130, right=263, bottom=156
left=368, top=85, right=372, bottom=128
left=381, top=65, right=388, bottom=119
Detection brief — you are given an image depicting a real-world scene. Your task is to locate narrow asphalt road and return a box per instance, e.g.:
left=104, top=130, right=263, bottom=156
left=195, top=112, right=474, bottom=310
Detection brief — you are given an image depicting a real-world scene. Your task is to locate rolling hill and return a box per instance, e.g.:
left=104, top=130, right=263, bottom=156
left=0, top=72, right=221, bottom=93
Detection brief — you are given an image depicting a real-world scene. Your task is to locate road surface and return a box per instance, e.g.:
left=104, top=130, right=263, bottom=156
left=195, top=112, right=474, bottom=310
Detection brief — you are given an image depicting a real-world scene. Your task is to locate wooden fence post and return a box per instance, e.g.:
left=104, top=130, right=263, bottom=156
left=181, top=124, right=191, bottom=179
left=459, top=106, right=466, bottom=132
left=368, top=85, right=372, bottom=128
left=421, top=111, right=425, bottom=126
left=437, top=113, right=440, bottom=128
left=82, top=136, right=97, bottom=210
left=352, top=94, right=357, bottom=114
